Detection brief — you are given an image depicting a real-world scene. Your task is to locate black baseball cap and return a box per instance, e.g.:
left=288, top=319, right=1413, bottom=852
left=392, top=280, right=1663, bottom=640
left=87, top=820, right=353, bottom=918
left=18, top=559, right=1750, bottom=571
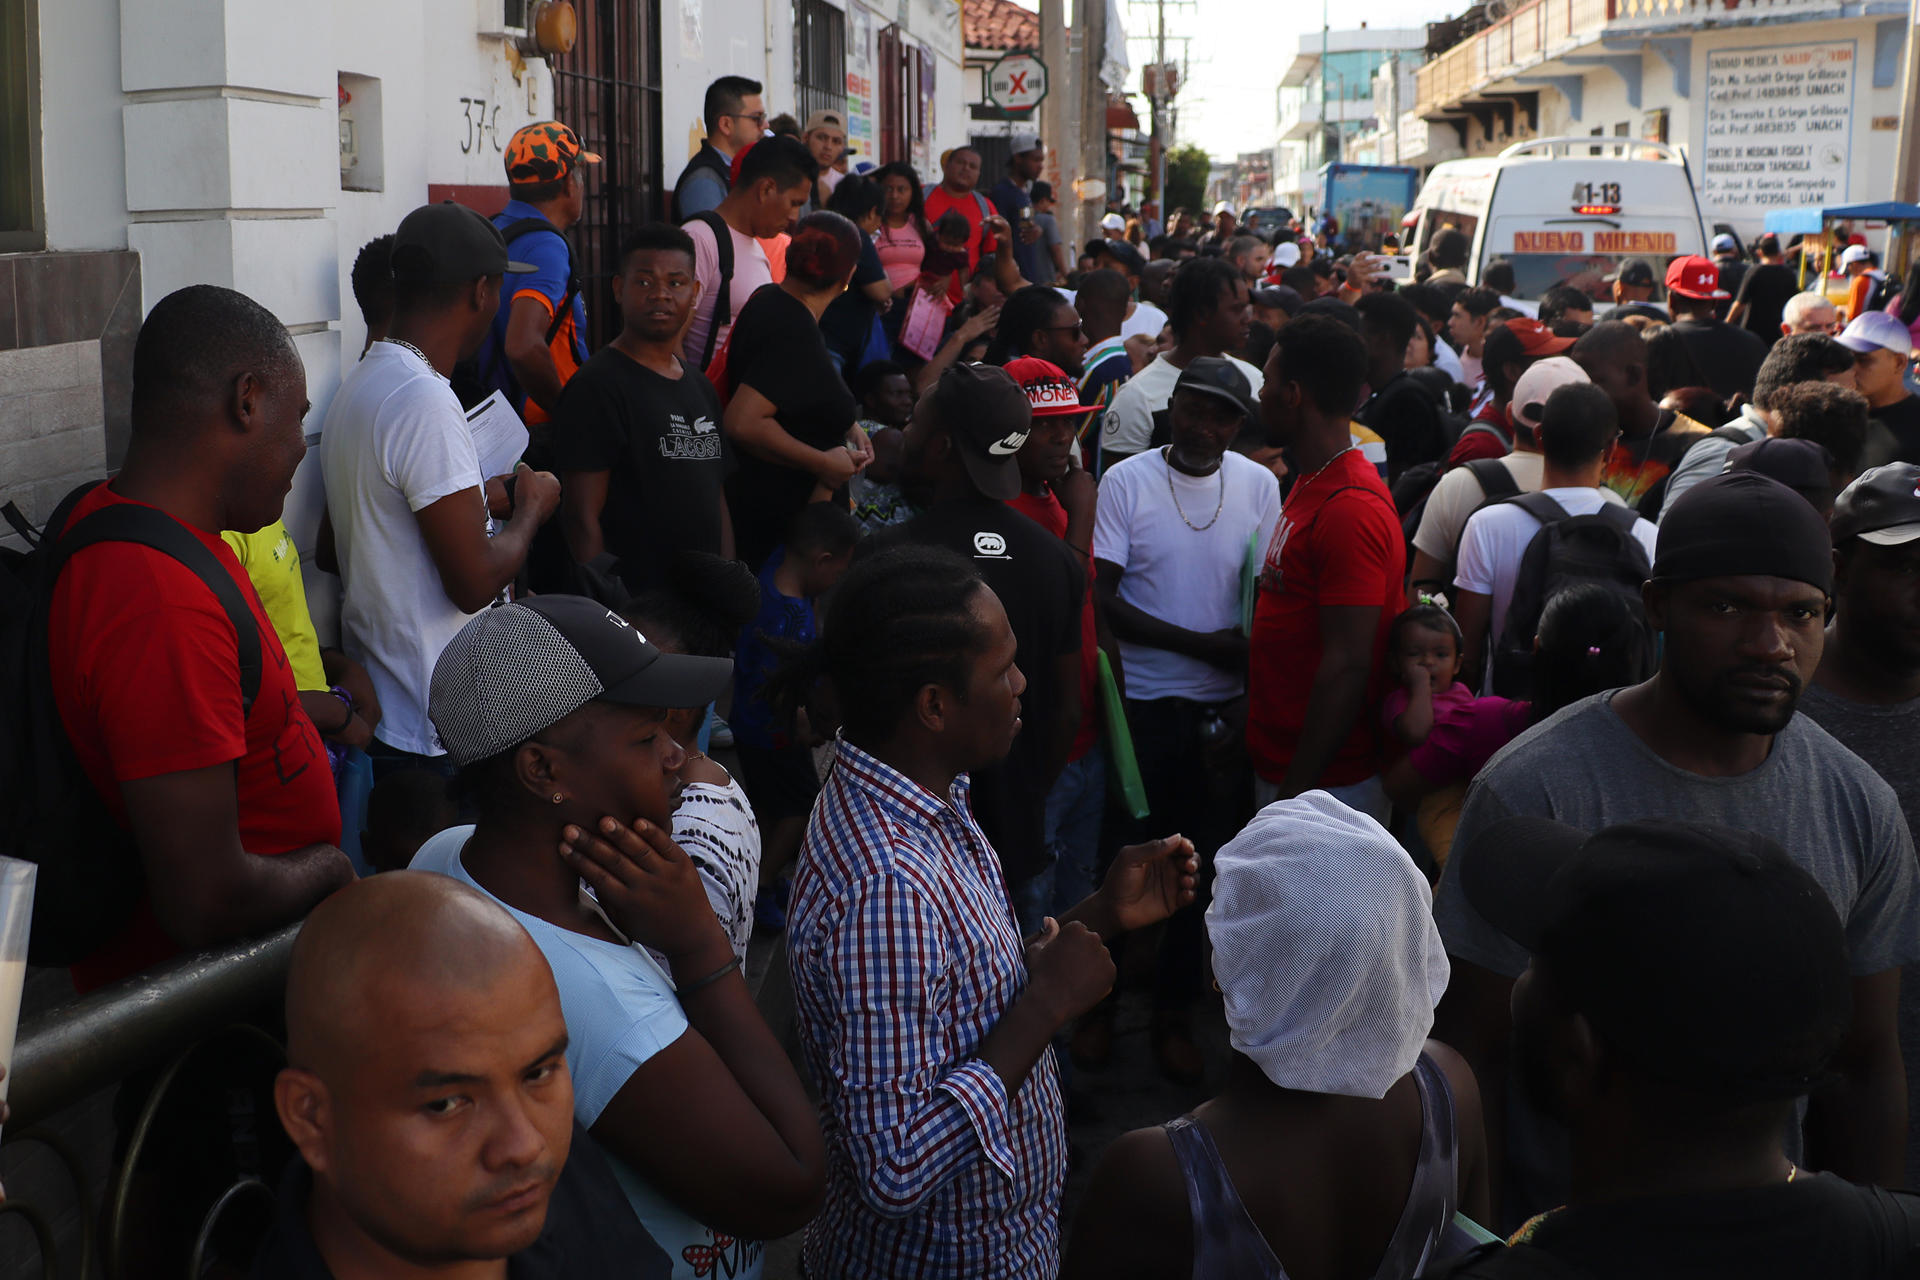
left=1725, top=437, right=1836, bottom=507
left=1251, top=284, right=1304, bottom=315
left=1830, top=462, right=1920, bottom=547
left=1653, top=471, right=1832, bottom=593
left=391, top=202, right=537, bottom=285
left=1604, top=258, right=1655, bottom=288
left=1095, top=239, right=1147, bottom=275
left=1173, top=357, right=1259, bottom=428
left=430, top=595, right=733, bottom=767
left=925, top=363, right=1033, bottom=501
left=1459, top=817, right=1851, bottom=1101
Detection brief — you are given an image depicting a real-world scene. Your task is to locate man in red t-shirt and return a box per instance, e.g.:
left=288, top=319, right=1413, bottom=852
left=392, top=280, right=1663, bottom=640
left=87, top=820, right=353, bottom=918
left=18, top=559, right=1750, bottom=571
left=48, top=285, right=354, bottom=990
left=1247, top=316, right=1406, bottom=821
left=1446, top=318, right=1575, bottom=469
left=922, top=146, right=998, bottom=276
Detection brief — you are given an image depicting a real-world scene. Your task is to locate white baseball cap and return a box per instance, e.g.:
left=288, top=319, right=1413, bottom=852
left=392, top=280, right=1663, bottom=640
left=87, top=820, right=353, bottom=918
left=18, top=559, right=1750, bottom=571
left=1212, top=200, right=1235, bottom=216
left=1100, top=212, right=1126, bottom=231
left=1839, top=244, right=1874, bottom=267
left=1836, top=310, right=1913, bottom=357
left=1711, top=233, right=1739, bottom=254
left=1511, top=356, right=1590, bottom=431
left=1272, top=241, right=1302, bottom=268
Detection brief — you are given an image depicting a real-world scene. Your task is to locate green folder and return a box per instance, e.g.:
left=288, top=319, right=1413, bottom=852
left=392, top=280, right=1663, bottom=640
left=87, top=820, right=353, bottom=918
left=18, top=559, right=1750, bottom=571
left=1239, top=527, right=1262, bottom=634
left=1097, top=650, right=1150, bottom=820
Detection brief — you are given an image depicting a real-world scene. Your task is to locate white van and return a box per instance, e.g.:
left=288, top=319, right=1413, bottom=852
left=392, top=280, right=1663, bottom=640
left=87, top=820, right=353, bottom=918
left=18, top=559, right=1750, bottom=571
left=1408, top=137, right=1710, bottom=305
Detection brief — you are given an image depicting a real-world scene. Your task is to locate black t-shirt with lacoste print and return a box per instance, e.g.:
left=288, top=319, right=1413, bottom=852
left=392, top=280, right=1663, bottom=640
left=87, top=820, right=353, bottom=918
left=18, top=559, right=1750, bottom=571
left=551, top=345, right=729, bottom=591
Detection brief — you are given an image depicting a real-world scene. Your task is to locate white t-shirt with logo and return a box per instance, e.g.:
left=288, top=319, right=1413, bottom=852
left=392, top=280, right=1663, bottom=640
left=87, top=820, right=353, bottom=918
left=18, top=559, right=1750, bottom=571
left=1093, top=448, right=1282, bottom=702
left=319, top=342, right=489, bottom=755
left=1102, top=353, right=1266, bottom=460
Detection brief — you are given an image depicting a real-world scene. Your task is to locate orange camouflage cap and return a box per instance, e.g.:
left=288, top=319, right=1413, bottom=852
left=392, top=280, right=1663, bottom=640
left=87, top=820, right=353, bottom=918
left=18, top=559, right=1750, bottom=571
left=504, top=121, right=602, bottom=185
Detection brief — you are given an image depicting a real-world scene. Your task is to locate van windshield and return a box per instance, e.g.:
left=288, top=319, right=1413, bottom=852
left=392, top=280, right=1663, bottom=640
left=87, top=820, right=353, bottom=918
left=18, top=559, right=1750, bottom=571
left=1488, top=252, right=1683, bottom=303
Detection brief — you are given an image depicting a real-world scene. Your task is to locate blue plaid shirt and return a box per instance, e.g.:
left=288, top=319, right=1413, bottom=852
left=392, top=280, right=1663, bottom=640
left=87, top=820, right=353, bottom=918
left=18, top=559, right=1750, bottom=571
left=787, top=738, right=1067, bottom=1279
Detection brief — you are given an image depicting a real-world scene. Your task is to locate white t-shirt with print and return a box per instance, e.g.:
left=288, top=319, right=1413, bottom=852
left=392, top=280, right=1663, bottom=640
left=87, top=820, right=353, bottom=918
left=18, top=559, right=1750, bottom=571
left=1093, top=448, right=1282, bottom=702
left=319, top=341, right=488, bottom=755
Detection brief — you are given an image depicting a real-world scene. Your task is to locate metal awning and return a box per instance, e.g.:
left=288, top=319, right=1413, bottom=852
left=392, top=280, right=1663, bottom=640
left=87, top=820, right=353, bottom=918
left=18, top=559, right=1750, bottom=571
left=1763, top=202, right=1920, bottom=234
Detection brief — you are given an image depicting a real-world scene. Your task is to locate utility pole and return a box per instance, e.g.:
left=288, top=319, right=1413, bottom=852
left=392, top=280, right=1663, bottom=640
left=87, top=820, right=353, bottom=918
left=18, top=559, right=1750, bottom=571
left=1079, top=0, right=1109, bottom=243
left=1896, top=0, right=1920, bottom=204
left=1040, top=0, right=1071, bottom=206
left=1152, top=0, right=1167, bottom=205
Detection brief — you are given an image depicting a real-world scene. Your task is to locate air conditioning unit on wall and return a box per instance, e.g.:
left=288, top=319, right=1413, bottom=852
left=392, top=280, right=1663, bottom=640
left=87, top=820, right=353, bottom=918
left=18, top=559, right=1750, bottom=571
left=478, top=0, right=533, bottom=39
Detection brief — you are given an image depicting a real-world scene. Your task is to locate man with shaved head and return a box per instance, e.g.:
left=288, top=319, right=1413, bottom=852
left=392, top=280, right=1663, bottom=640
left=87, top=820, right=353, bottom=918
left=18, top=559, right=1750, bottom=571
left=259, top=872, right=668, bottom=1277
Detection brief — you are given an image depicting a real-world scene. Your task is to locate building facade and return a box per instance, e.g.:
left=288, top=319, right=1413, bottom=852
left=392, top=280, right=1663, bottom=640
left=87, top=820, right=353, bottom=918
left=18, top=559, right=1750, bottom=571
left=1406, top=0, right=1906, bottom=239
left=1273, top=26, right=1429, bottom=215
left=0, top=0, right=965, bottom=566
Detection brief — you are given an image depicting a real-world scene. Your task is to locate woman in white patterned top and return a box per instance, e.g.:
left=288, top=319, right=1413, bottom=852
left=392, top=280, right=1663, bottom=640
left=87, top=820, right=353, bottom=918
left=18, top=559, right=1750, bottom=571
left=622, top=553, right=764, bottom=960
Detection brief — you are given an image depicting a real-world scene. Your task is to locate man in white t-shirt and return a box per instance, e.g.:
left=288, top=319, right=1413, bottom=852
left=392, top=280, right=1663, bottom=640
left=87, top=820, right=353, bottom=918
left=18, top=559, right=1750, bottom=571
left=1454, top=380, right=1657, bottom=693
left=319, top=203, right=561, bottom=767
left=1092, top=356, right=1281, bottom=1082
left=1102, top=259, right=1263, bottom=469
left=680, top=134, right=816, bottom=371
left=1409, top=356, right=1601, bottom=589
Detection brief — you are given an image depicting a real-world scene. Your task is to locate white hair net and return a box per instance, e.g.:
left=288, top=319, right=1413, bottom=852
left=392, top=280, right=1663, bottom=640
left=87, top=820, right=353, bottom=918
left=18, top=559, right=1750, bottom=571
left=1206, top=791, right=1450, bottom=1099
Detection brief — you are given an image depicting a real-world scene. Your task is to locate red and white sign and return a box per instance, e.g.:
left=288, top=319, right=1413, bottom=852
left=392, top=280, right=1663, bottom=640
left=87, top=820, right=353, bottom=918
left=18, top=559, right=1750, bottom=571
left=987, top=52, right=1048, bottom=113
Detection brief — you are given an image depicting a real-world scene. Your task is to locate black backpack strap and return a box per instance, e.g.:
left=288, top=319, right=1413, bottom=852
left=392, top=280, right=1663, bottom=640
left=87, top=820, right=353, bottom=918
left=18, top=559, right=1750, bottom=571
left=1464, top=457, right=1520, bottom=501
left=1595, top=502, right=1642, bottom=536
left=498, top=217, right=578, bottom=348
left=48, top=507, right=263, bottom=713
left=1508, top=490, right=1572, bottom=526
left=689, top=210, right=736, bottom=371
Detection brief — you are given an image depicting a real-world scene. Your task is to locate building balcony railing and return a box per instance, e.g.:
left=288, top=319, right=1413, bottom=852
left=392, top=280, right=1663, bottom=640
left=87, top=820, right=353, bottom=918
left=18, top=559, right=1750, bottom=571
left=1414, top=0, right=1842, bottom=116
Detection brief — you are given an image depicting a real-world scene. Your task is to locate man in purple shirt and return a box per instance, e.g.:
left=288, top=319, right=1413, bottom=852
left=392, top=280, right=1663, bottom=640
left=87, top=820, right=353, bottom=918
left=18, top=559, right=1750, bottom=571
left=785, top=535, right=1199, bottom=1279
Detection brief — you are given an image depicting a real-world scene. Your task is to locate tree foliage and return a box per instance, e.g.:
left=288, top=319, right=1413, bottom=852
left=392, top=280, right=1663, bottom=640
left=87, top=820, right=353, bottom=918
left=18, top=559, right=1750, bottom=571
left=1164, top=144, right=1211, bottom=217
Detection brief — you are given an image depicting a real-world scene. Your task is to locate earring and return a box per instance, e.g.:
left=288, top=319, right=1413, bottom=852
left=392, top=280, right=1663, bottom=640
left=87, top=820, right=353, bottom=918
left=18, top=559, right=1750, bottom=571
left=551, top=793, right=564, bottom=805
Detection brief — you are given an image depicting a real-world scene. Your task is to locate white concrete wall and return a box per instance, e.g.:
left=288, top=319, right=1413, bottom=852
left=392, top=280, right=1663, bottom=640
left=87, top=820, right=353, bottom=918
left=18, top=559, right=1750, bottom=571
left=36, top=0, right=128, bottom=250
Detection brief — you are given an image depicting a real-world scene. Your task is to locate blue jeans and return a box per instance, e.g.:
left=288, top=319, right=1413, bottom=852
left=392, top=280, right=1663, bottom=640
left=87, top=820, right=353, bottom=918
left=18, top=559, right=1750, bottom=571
left=1013, top=745, right=1108, bottom=936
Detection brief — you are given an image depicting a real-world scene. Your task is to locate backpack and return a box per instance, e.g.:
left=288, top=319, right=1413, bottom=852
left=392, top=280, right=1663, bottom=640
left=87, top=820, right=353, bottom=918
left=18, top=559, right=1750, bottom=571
left=450, top=216, right=581, bottom=411
left=1488, top=492, right=1654, bottom=699
left=685, top=209, right=737, bottom=374
left=1402, top=457, right=1523, bottom=594
left=1393, top=420, right=1511, bottom=530
left=0, top=482, right=262, bottom=965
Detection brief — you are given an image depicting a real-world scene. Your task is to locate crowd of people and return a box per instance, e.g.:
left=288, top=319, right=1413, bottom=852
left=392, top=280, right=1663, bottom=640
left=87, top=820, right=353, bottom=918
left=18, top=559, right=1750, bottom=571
left=16, top=85, right=1920, bottom=1279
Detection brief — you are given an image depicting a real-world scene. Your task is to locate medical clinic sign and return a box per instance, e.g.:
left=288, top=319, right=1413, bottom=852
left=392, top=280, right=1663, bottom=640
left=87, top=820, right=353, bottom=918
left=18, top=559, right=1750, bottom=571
left=987, top=51, right=1048, bottom=112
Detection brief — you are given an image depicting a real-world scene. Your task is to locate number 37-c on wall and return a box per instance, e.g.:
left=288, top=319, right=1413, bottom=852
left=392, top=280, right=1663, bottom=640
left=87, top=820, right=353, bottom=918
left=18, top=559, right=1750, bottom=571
left=460, top=97, right=505, bottom=154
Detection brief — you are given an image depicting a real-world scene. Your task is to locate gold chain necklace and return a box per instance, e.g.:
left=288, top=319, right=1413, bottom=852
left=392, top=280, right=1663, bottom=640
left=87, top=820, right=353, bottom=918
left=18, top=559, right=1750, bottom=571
left=1287, top=443, right=1358, bottom=501
left=1162, top=447, right=1225, bottom=531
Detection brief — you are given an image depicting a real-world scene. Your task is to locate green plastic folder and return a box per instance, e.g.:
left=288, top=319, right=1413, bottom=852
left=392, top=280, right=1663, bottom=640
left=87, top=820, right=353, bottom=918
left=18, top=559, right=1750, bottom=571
left=1097, top=650, right=1150, bottom=820
left=1239, top=527, right=1262, bottom=634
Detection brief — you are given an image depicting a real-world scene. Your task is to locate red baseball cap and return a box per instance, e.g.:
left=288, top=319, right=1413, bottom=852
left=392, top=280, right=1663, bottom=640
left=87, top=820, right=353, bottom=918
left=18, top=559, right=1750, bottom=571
left=1004, top=357, right=1087, bottom=417
left=1504, top=317, right=1575, bottom=358
left=1665, top=254, right=1730, bottom=301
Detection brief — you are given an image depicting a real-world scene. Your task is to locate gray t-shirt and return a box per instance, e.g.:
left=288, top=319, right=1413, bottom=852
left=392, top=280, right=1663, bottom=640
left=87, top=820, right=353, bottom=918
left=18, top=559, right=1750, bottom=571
left=1434, top=691, right=1920, bottom=1223
left=1799, top=680, right=1920, bottom=1189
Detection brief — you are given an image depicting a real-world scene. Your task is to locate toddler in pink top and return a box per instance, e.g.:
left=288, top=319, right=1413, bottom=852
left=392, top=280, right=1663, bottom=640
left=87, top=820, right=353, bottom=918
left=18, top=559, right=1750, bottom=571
left=1379, top=604, right=1531, bottom=874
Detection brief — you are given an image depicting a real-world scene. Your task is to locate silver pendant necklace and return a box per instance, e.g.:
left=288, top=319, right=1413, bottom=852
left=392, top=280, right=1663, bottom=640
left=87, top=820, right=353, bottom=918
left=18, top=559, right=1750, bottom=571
left=1163, top=447, right=1225, bottom=531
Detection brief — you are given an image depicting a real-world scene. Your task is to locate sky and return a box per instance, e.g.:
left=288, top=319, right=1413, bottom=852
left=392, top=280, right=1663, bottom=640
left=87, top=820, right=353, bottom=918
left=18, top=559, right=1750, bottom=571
left=1122, top=0, right=1464, bottom=160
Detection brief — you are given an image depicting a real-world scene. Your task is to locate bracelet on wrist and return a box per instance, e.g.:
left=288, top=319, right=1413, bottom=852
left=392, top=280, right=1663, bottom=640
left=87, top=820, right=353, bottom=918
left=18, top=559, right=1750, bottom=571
left=677, top=955, right=742, bottom=999
left=327, top=685, right=355, bottom=735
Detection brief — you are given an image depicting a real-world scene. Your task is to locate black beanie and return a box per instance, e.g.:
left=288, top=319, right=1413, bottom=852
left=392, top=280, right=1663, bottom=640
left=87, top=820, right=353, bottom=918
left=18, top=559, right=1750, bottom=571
left=1652, top=471, right=1833, bottom=593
